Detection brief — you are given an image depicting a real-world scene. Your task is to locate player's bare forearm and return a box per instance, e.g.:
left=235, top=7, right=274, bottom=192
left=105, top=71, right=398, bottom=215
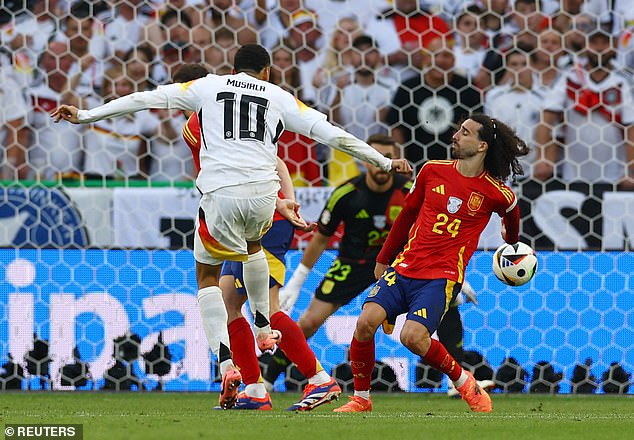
left=300, top=230, right=330, bottom=269
left=276, top=157, right=295, bottom=201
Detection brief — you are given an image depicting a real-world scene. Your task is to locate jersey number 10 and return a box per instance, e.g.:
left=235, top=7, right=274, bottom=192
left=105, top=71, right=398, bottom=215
left=217, top=92, right=269, bottom=142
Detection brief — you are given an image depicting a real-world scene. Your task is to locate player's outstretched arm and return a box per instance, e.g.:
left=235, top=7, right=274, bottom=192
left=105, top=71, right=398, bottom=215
left=51, top=84, right=199, bottom=124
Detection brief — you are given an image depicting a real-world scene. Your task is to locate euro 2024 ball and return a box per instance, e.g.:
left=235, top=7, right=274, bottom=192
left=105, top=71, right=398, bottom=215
left=492, top=242, right=538, bottom=286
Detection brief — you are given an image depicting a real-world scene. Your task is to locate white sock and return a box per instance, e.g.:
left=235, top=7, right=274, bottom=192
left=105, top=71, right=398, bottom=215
left=244, top=382, right=268, bottom=398
left=197, top=286, right=230, bottom=359
left=308, top=370, right=331, bottom=385
left=243, top=249, right=271, bottom=334
left=354, top=390, right=370, bottom=400
left=453, top=370, right=469, bottom=388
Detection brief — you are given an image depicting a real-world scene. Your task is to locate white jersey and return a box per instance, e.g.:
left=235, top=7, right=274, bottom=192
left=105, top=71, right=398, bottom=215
left=484, top=82, right=544, bottom=179
left=77, top=71, right=392, bottom=193
left=542, top=65, right=634, bottom=183
left=28, top=84, right=84, bottom=179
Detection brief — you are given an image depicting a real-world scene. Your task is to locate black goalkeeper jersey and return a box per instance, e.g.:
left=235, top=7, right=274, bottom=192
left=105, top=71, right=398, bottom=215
left=317, top=173, right=411, bottom=263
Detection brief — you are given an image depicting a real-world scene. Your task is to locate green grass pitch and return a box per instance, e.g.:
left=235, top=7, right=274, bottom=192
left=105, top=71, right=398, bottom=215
left=1, top=392, right=632, bottom=440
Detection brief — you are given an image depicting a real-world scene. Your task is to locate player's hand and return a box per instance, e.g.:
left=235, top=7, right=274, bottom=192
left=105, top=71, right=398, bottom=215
left=461, top=280, right=478, bottom=306
left=51, top=105, right=80, bottom=124
left=279, top=285, right=301, bottom=313
left=374, top=262, right=388, bottom=280
left=275, top=198, right=316, bottom=231
left=390, top=159, right=413, bottom=176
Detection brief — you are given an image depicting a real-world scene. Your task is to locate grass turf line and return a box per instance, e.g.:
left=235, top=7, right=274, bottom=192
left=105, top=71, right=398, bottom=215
left=0, top=393, right=632, bottom=440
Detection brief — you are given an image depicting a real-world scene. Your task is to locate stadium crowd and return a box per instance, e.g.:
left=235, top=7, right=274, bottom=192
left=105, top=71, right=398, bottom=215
left=1, top=0, right=633, bottom=190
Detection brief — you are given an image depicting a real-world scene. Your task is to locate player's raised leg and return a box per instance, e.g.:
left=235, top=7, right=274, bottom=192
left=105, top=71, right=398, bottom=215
left=398, top=278, right=492, bottom=413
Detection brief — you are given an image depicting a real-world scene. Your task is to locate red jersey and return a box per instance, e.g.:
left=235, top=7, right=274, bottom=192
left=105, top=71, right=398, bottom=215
left=182, top=113, right=201, bottom=172
left=376, top=160, right=520, bottom=282
left=181, top=113, right=286, bottom=221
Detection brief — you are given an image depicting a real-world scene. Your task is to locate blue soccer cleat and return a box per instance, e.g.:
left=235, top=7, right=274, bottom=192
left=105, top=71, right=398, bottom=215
left=287, top=377, right=342, bottom=411
left=232, top=392, right=273, bottom=410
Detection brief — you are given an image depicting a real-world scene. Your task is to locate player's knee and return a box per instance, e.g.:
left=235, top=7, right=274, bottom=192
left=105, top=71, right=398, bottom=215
left=354, top=315, right=378, bottom=341
left=400, top=326, right=431, bottom=355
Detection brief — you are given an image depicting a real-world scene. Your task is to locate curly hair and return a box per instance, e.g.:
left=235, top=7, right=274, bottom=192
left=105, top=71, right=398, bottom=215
left=469, top=113, right=530, bottom=181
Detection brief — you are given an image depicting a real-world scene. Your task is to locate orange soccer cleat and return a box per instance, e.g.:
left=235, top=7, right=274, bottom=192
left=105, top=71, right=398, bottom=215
left=333, top=395, right=372, bottom=413
left=218, top=368, right=242, bottom=409
left=456, top=371, right=492, bottom=412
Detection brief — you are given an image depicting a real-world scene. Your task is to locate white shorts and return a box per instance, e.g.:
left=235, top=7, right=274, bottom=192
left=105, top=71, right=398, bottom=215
left=194, top=181, right=279, bottom=266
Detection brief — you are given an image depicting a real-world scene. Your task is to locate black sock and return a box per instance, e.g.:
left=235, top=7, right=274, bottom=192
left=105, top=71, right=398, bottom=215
left=264, top=350, right=291, bottom=383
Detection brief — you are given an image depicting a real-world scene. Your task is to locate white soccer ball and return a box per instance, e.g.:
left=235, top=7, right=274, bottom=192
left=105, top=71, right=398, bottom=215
left=492, top=242, right=538, bottom=286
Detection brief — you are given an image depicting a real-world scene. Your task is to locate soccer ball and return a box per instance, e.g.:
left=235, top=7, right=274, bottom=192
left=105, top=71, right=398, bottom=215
left=492, top=242, right=538, bottom=286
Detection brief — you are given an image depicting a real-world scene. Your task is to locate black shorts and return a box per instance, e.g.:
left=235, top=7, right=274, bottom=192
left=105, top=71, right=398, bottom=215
left=315, top=259, right=376, bottom=305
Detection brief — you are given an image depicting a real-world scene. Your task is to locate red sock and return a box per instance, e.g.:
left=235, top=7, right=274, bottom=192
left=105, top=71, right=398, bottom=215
left=228, top=317, right=262, bottom=385
left=422, top=339, right=463, bottom=382
left=271, top=311, right=321, bottom=378
left=349, top=337, right=375, bottom=392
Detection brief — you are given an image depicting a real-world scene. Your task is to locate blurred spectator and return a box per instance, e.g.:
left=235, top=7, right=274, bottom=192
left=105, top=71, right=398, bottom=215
left=0, top=0, right=62, bottom=78
left=531, top=29, right=570, bottom=90
left=198, top=0, right=257, bottom=45
left=122, top=43, right=157, bottom=92
left=82, top=67, right=169, bottom=181
left=28, top=41, right=83, bottom=181
left=552, top=0, right=585, bottom=37
left=303, top=0, right=388, bottom=36
left=270, top=44, right=302, bottom=94
left=561, top=13, right=596, bottom=55
left=253, top=0, right=302, bottom=49
left=327, top=35, right=394, bottom=185
left=204, top=27, right=239, bottom=74
left=453, top=5, right=489, bottom=82
left=282, top=10, right=325, bottom=105
left=331, top=36, right=393, bottom=142
left=61, top=5, right=108, bottom=107
left=151, top=9, right=198, bottom=82
left=534, top=29, right=634, bottom=189
left=477, top=0, right=548, bottom=90
left=530, top=29, right=570, bottom=153
left=484, top=49, right=540, bottom=179
left=366, top=0, right=451, bottom=82
left=146, top=1, right=197, bottom=48
left=103, top=0, right=152, bottom=64
left=312, top=17, right=363, bottom=111
left=268, top=45, right=322, bottom=186
left=582, top=0, right=633, bottom=35
left=386, top=38, right=483, bottom=167
left=507, top=0, right=550, bottom=49
left=479, top=0, right=510, bottom=35
left=0, top=53, right=30, bottom=180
